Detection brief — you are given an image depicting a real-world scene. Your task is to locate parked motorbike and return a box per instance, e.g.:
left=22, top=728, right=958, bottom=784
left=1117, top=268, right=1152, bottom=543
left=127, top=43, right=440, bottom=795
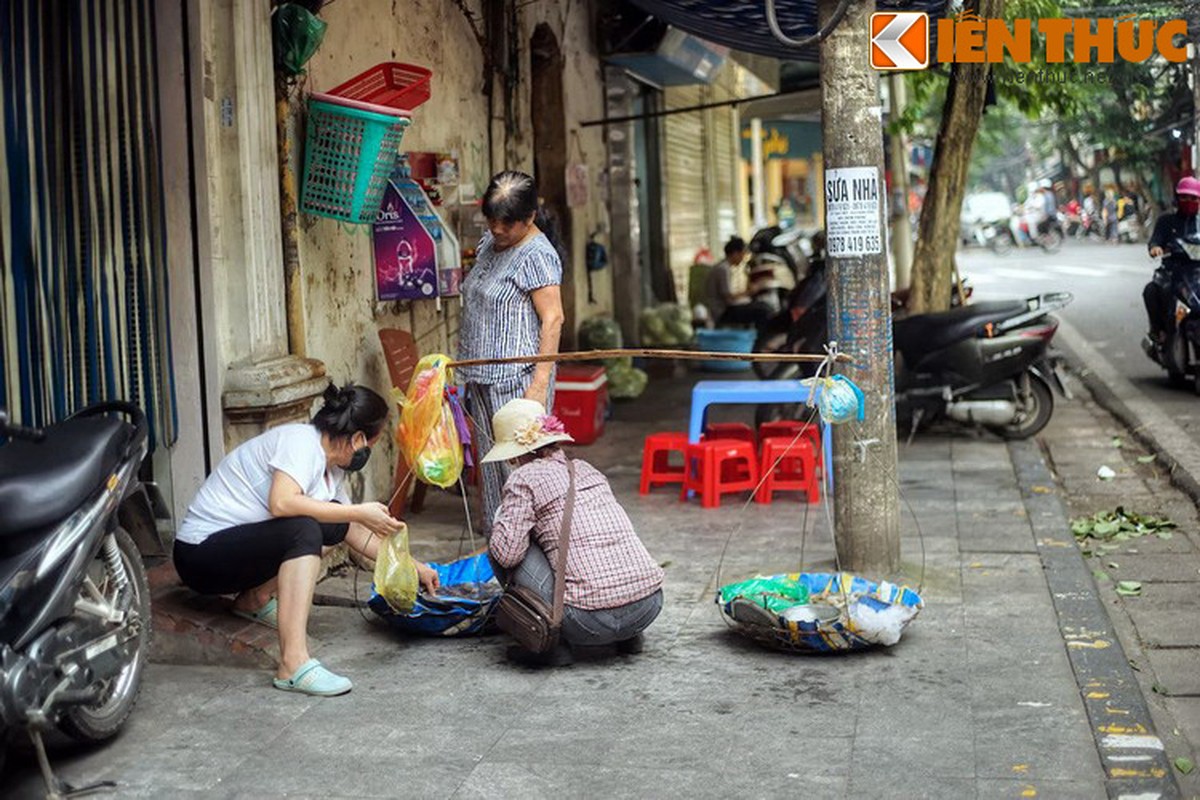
left=749, top=224, right=812, bottom=280
left=1142, top=235, right=1200, bottom=392
left=0, top=401, right=152, bottom=796
left=892, top=292, right=1073, bottom=440
left=754, top=289, right=1073, bottom=440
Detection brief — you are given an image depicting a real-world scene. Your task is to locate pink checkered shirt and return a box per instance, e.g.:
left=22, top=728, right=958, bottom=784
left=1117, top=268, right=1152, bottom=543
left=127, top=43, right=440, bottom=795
left=490, top=450, right=665, bottom=610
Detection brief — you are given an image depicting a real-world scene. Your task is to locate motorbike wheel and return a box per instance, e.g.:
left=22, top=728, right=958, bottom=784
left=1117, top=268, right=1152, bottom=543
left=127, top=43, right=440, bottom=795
left=988, top=371, right=1054, bottom=440
left=752, top=331, right=791, bottom=380
left=1038, top=228, right=1064, bottom=254
left=59, top=527, right=151, bottom=743
left=990, top=234, right=1013, bottom=256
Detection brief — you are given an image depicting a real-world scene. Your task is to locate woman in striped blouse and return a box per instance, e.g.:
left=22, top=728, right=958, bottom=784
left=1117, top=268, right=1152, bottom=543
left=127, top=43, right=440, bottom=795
left=458, top=171, right=565, bottom=535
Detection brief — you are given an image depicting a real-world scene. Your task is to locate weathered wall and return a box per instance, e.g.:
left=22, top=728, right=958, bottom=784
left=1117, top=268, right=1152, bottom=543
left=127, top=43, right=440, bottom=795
left=287, top=0, right=611, bottom=501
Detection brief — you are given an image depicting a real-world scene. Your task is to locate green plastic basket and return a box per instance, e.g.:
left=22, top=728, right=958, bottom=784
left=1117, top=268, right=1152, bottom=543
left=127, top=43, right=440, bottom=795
left=301, top=97, right=410, bottom=223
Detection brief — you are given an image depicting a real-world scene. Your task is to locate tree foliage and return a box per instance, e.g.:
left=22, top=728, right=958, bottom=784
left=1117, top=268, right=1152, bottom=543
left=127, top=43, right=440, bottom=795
left=897, top=0, right=1196, bottom=311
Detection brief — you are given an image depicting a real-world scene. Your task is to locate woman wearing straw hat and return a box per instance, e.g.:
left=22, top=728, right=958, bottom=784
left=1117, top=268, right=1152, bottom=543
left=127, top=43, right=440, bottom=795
left=458, top=171, right=565, bottom=537
left=484, top=399, right=664, bottom=666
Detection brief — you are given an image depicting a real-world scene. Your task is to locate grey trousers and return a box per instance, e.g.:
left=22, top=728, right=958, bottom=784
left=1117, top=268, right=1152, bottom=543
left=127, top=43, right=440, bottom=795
left=464, top=376, right=554, bottom=536
left=500, top=544, right=664, bottom=647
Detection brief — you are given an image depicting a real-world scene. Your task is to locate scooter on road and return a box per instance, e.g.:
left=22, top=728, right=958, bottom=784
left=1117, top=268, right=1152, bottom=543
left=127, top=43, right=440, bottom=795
left=1142, top=235, right=1200, bottom=393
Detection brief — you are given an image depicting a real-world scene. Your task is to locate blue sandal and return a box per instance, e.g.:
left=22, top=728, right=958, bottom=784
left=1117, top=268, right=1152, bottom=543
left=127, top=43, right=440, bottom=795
left=272, top=659, right=352, bottom=697
left=233, top=597, right=278, bottom=629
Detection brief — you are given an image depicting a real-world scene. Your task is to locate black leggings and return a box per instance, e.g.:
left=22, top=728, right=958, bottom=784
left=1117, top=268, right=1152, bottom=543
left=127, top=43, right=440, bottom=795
left=174, top=517, right=349, bottom=596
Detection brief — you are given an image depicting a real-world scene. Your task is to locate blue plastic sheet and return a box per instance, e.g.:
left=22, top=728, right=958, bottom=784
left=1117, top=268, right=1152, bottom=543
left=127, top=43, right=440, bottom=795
left=369, top=552, right=502, bottom=637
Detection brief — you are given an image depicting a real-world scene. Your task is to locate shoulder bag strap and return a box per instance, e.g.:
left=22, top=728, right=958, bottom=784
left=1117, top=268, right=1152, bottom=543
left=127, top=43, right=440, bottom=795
left=550, top=458, right=577, bottom=627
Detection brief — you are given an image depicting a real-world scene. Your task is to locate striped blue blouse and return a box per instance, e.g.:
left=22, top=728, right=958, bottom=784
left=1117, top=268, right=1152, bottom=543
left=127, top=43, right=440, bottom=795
left=457, top=231, right=563, bottom=384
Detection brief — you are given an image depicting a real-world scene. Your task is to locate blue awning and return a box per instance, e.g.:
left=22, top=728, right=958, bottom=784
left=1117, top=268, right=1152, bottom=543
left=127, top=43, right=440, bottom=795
left=627, top=0, right=948, bottom=62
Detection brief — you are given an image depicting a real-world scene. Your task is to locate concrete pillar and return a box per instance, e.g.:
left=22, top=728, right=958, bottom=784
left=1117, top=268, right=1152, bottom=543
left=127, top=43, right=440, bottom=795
left=197, top=0, right=326, bottom=450
left=751, top=117, right=768, bottom=229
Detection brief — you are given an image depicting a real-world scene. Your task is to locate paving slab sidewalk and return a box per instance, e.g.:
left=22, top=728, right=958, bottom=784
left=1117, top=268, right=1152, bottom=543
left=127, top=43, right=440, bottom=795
left=7, top=373, right=1171, bottom=799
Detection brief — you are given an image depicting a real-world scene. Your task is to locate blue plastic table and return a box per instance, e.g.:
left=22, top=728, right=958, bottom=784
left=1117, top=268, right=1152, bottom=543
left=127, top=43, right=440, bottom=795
left=689, top=380, right=833, bottom=495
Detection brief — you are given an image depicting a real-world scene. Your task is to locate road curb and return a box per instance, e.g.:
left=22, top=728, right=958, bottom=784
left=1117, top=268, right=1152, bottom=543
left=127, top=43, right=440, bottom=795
left=1009, top=438, right=1181, bottom=798
left=1055, top=319, right=1200, bottom=506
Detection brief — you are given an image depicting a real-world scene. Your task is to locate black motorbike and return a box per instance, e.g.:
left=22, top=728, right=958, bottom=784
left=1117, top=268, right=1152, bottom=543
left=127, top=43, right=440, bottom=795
left=754, top=287, right=1073, bottom=440
left=892, top=292, right=1073, bottom=440
left=1142, top=234, right=1200, bottom=393
left=0, top=402, right=153, bottom=797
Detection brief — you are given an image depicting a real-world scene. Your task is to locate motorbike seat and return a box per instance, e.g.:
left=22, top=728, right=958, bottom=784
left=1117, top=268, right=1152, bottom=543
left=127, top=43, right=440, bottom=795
left=894, top=300, right=1029, bottom=362
left=0, top=415, right=130, bottom=537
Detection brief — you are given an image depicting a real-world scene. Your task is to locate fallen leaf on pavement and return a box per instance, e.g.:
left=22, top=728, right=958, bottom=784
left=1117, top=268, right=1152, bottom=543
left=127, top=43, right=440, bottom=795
left=1093, top=570, right=1111, bottom=582
left=1112, top=437, right=1124, bottom=449
left=1175, top=757, right=1195, bottom=775
left=1115, top=581, right=1143, bottom=597
left=1097, top=465, right=1117, bottom=480
left=1137, top=455, right=1156, bottom=464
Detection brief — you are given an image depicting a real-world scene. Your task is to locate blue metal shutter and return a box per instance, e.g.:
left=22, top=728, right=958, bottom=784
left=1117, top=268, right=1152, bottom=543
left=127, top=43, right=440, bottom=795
left=0, top=0, right=176, bottom=449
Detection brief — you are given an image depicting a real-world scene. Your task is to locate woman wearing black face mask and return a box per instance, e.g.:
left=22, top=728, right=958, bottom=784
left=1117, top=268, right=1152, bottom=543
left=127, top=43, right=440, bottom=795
left=173, top=382, right=440, bottom=696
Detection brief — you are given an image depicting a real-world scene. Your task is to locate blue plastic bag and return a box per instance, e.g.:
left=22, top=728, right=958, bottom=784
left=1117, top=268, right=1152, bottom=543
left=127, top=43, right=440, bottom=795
left=369, top=552, right=501, bottom=637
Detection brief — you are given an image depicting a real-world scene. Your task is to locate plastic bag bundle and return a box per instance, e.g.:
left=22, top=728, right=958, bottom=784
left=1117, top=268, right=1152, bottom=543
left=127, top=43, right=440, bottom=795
left=578, top=316, right=622, bottom=351
left=717, top=571, right=923, bottom=653
left=719, top=574, right=811, bottom=614
left=803, top=375, right=865, bottom=425
left=372, top=523, right=418, bottom=613
left=369, top=553, right=502, bottom=637
left=395, top=354, right=464, bottom=488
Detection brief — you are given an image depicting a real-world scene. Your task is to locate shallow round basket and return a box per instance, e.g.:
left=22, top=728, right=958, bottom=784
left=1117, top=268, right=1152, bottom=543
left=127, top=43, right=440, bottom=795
left=719, top=571, right=923, bottom=654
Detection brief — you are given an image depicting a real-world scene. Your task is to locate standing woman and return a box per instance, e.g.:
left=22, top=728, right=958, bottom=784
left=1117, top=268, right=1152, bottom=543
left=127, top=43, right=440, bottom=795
left=458, top=171, right=565, bottom=534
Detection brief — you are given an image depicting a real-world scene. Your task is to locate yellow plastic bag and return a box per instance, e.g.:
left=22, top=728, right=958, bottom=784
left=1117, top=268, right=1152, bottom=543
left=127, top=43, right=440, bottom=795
left=373, top=523, right=418, bottom=613
left=394, top=354, right=464, bottom=488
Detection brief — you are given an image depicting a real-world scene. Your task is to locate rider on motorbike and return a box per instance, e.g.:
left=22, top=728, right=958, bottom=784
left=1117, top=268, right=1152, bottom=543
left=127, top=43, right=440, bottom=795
left=1144, top=176, right=1200, bottom=343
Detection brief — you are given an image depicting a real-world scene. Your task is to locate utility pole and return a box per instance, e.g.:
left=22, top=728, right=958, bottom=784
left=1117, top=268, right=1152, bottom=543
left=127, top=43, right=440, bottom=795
left=818, top=0, right=900, bottom=576
left=887, top=73, right=913, bottom=291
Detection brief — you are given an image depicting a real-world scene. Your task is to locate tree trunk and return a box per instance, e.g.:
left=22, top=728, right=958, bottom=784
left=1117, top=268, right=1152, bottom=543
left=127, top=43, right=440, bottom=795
left=907, top=0, right=1004, bottom=314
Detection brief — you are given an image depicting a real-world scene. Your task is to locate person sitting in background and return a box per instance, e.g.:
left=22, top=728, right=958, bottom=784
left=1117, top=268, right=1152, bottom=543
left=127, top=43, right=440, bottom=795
left=485, top=399, right=664, bottom=667
left=704, top=236, right=773, bottom=332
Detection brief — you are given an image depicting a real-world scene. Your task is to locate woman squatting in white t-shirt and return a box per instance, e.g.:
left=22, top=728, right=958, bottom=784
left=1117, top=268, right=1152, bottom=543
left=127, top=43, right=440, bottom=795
left=173, top=383, right=440, bottom=697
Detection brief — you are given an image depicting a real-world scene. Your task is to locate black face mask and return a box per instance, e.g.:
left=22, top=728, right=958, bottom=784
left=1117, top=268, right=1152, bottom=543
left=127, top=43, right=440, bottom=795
left=345, top=446, right=371, bottom=472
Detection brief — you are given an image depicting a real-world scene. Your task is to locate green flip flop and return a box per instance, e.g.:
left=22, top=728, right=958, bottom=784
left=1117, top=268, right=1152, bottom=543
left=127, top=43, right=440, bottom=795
left=233, top=596, right=278, bottom=629
left=272, top=659, right=352, bottom=697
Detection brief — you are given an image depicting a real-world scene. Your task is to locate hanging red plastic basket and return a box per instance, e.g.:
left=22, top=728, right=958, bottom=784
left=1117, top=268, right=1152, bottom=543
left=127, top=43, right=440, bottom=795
left=327, top=62, right=433, bottom=113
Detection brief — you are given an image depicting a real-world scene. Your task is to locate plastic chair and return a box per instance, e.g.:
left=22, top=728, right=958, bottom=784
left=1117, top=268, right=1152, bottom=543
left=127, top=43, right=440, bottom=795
left=702, top=423, right=757, bottom=482
left=758, top=420, right=823, bottom=470
left=640, top=432, right=689, bottom=495
left=378, top=328, right=428, bottom=516
left=756, top=437, right=819, bottom=505
left=680, top=439, right=759, bottom=509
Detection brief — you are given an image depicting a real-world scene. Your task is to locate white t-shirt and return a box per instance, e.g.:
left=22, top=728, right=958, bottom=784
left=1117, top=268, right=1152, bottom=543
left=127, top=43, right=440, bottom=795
left=175, top=423, right=349, bottom=545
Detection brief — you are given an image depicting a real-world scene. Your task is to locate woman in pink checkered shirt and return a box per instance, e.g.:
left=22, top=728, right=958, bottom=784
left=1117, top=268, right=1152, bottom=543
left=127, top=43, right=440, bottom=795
left=483, top=399, right=664, bottom=666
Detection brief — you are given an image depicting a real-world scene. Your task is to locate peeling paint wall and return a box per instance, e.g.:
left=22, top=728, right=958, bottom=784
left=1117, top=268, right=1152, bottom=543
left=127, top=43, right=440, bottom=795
left=288, top=0, right=611, bottom=500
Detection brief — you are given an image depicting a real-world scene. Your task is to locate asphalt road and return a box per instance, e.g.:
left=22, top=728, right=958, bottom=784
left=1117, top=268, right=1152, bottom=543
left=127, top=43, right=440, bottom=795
left=955, top=237, right=1200, bottom=434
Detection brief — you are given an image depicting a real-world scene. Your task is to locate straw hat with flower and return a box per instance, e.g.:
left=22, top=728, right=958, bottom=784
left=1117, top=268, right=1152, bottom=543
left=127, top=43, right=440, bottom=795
left=480, top=399, right=574, bottom=463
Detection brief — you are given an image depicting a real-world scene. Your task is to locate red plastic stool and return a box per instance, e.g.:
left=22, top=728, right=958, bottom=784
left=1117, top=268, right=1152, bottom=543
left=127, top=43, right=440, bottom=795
left=640, top=432, right=689, bottom=494
left=703, top=422, right=756, bottom=447
left=680, top=439, right=759, bottom=508
left=756, top=437, right=820, bottom=504
left=702, top=422, right=757, bottom=482
left=758, top=420, right=823, bottom=469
